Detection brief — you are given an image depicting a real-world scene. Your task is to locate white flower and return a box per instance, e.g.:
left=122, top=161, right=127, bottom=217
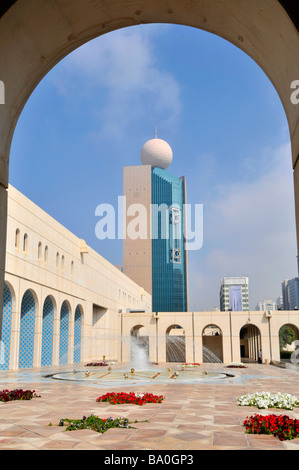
left=237, top=391, right=299, bottom=410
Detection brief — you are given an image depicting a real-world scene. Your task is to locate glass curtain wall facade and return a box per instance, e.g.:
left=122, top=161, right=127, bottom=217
left=151, top=167, right=188, bottom=312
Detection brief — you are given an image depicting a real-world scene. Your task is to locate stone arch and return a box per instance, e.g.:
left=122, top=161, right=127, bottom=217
left=19, top=289, right=37, bottom=369
left=0, top=1, right=298, bottom=340
left=240, top=323, right=262, bottom=363
left=0, top=281, right=15, bottom=370
left=0, top=1, right=297, bottom=169
left=41, top=295, right=56, bottom=367
left=3, top=280, right=16, bottom=311
left=73, top=304, right=83, bottom=364
left=59, top=300, right=71, bottom=365
left=166, top=324, right=186, bottom=363
left=202, top=324, right=223, bottom=363
left=279, top=323, right=299, bottom=361
left=130, top=324, right=149, bottom=368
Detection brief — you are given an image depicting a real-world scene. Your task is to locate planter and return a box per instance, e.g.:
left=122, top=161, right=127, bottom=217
left=96, top=392, right=164, bottom=406
left=244, top=414, right=299, bottom=441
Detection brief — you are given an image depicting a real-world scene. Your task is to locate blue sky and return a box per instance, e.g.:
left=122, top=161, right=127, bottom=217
left=9, top=23, right=297, bottom=310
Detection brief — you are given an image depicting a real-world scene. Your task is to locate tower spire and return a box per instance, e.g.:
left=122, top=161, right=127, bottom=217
left=155, top=127, right=157, bottom=139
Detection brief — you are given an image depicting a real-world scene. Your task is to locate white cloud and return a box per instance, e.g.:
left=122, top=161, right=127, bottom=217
left=53, top=27, right=182, bottom=142
left=189, top=142, right=298, bottom=310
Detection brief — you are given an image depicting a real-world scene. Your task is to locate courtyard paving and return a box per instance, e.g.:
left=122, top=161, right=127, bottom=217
left=0, top=362, right=298, bottom=451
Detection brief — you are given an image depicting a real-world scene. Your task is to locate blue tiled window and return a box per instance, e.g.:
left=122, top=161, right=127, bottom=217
left=19, top=290, right=35, bottom=369
left=41, top=296, right=54, bottom=366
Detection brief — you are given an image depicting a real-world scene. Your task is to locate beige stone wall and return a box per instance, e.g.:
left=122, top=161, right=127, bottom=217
left=120, top=310, right=299, bottom=365
left=4, top=185, right=151, bottom=369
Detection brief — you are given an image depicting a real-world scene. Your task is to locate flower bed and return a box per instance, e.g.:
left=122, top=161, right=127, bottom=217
left=237, top=392, right=299, bottom=410
left=58, top=414, right=131, bottom=433
left=243, top=414, right=299, bottom=441
left=180, top=363, right=200, bottom=368
left=226, top=362, right=247, bottom=368
left=96, top=392, right=164, bottom=406
left=85, top=362, right=108, bottom=367
left=0, top=389, right=40, bottom=402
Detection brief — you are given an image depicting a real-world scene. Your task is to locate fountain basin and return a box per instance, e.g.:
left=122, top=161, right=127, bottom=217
left=46, top=365, right=235, bottom=386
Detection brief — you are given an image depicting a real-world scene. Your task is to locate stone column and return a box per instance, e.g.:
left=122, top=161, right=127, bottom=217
left=0, top=184, right=7, bottom=341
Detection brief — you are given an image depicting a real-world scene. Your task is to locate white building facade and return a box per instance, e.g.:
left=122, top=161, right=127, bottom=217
left=256, top=299, right=277, bottom=311
left=220, top=277, right=249, bottom=312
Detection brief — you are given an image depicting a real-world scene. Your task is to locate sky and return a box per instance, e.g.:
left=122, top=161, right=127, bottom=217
left=8, top=23, right=298, bottom=311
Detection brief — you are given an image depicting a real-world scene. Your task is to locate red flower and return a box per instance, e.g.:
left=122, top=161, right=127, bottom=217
left=244, top=414, right=299, bottom=441
left=96, top=391, right=164, bottom=406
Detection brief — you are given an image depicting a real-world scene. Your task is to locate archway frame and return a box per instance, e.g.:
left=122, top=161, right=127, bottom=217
left=0, top=0, right=298, bottom=335
left=240, top=323, right=262, bottom=363
left=1, top=281, right=16, bottom=370
left=278, top=322, right=299, bottom=361
left=73, top=303, right=83, bottom=363
left=202, top=323, right=223, bottom=362
left=165, top=323, right=186, bottom=363
left=41, top=294, right=56, bottom=367
left=18, top=288, right=38, bottom=369
left=59, top=299, right=71, bottom=365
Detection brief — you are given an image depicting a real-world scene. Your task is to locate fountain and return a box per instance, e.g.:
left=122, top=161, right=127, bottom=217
left=48, top=363, right=233, bottom=386
left=46, top=331, right=234, bottom=386
left=202, top=346, right=222, bottom=363
left=130, top=336, right=149, bottom=370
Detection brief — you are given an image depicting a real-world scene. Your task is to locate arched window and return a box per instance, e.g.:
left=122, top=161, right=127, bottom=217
left=19, top=290, right=36, bottom=368
left=1, top=282, right=13, bottom=370
left=61, top=255, right=65, bottom=272
left=44, top=245, right=48, bottom=263
left=23, top=233, right=28, bottom=253
left=74, top=305, right=82, bottom=363
left=70, top=261, right=74, bottom=276
left=59, top=301, right=70, bottom=364
left=56, top=252, right=60, bottom=269
left=38, top=242, right=42, bottom=260
left=15, top=229, right=20, bottom=248
left=41, top=296, right=54, bottom=366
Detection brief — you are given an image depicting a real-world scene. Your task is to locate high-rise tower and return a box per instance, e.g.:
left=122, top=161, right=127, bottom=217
left=220, top=277, right=249, bottom=311
left=123, top=135, right=188, bottom=312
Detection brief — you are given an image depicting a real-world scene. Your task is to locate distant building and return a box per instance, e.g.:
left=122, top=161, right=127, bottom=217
left=220, top=277, right=249, bottom=311
left=256, top=299, right=277, bottom=311
left=282, top=278, right=299, bottom=310
left=276, top=296, right=284, bottom=310
left=199, top=306, right=220, bottom=312
left=281, top=280, right=289, bottom=310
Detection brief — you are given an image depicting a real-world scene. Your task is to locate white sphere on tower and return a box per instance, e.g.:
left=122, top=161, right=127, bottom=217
left=140, top=134, right=173, bottom=170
